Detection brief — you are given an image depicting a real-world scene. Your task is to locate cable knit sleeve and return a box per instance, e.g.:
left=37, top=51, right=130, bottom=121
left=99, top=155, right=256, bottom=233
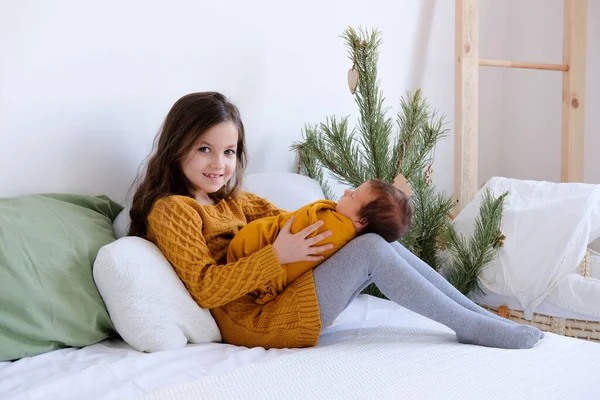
left=239, top=192, right=286, bottom=222
left=147, top=197, right=283, bottom=309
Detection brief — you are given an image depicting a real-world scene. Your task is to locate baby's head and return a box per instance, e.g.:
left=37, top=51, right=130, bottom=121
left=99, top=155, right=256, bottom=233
left=335, top=179, right=413, bottom=242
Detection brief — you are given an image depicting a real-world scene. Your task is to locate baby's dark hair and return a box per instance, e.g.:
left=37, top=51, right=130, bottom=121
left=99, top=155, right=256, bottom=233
left=357, top=179, right=414, bottom=242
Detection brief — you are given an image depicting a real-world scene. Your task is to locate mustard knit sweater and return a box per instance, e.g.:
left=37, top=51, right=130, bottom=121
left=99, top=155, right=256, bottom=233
left=227, top=200, right=357, bottom=304
left=146, top=192, right=322, bottom=349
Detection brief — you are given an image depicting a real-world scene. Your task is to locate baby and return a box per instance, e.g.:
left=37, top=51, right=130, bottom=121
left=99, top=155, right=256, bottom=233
left=227, top=178, right=414, bottom=303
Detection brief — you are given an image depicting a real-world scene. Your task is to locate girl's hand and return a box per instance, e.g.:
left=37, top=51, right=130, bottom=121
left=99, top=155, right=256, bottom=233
left=272, top=217, right=334, bottom=264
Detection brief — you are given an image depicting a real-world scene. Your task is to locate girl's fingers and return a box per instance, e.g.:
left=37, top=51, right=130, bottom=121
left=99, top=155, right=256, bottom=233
left=307, top=243, right=334, bottom=255
left=302, top=255, right=325, bottom=262
left=281, top=216, right=294, bottom=233
left=297, top=220, right=324, bottom=238
left=307, top=230, right=332, bottom=246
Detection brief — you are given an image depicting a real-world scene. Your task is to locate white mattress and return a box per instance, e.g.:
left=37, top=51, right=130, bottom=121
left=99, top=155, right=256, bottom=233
left=2, top=295, right=600, bottom=400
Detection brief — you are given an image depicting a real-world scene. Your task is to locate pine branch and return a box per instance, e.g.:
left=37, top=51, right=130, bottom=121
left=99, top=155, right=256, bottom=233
left=291, top=132, right=335, bottom=200
left=317, top=116, right=367, bottom=187
left=342, top=27, right=393, bottom=180
left=444, top=189, right=509, bottom=296
left=400, top=173, right=455, bottom=270
left=393, top=90, right=449, bottom=182
left=393, top=90, right=429, bottom=179
left=293, top=119, right=366, bottom=191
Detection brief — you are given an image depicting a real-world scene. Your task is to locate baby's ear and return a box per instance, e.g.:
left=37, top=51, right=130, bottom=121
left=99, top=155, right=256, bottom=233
left=355, top=217, right=368, bottom=231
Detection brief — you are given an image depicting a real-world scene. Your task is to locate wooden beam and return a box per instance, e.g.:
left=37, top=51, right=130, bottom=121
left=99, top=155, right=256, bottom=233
left=454, top=0, right=479, bottom=212
left=561, top=0, right=587, bottom=182
left=480, top=59, right=569, bottom=72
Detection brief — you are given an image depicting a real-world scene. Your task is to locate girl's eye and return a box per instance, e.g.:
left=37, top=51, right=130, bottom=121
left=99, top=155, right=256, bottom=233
left=224, top=149, right=236, bottom=155
left=199, top=147, right=210, bottom=153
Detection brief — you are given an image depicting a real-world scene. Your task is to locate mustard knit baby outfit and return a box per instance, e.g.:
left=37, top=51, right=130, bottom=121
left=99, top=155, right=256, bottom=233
left=227, top=200, right=357, bottom=304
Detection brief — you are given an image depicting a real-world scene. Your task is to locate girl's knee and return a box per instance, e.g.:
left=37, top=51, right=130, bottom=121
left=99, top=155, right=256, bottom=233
left=389, top=239, right=407, bottom=253
left=332, top=234, right=393, bottom=268
left=354, top=233, right=387, bottom=248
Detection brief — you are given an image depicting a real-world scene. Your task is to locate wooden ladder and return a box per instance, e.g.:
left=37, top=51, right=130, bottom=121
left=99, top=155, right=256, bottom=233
left=454, top=0, right=587, bottom=212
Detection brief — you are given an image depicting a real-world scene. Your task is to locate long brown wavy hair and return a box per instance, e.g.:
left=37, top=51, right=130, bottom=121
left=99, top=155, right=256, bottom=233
left=128, top=92, right=247, bottom=237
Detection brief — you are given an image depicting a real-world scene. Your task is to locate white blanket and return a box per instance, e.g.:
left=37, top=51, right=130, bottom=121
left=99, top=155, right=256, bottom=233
left=142, top=327, right=600, bottom=400
left=453, top=177, right=600, bottom=318
left=3, top=295, right=600, bottom=400
left=0, top=295, right=438, bottom=399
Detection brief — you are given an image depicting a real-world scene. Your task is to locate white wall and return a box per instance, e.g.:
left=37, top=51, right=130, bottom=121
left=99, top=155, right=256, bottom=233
left=0, top=0, right=596, bottom=207
left=0, top=0, right=446, bottom=204
left=496, top=0, right=599, bottom=185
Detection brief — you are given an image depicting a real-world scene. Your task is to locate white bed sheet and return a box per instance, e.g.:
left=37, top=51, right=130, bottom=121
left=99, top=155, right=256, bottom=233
left=144, top=327, right=600, bottom=400
left=0, top=295, right=436, bottom=400
left=1, top=294, right=600, bottom=400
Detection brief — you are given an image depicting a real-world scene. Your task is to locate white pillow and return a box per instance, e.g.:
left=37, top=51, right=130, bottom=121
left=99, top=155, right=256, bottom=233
left=93, top=236, right=221, bottom=352
left=244, top=172, right=325, bottom=211
left=113, top=208, right=130, bottom=239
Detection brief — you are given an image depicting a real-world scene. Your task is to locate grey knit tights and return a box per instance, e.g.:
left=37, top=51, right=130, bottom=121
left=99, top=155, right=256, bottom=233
left=313, top=234, right=541, bottom=349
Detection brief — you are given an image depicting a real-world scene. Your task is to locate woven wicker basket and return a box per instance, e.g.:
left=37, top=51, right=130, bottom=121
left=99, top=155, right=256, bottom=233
left=479, top=249, right=600, bottom=343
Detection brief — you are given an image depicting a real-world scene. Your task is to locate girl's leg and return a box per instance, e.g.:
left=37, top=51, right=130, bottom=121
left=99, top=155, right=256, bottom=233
left=391, top=242, right=544, bottom=339
left=390, top=242, right=516, bottom=325
left=313, top=234, right=540, bottom=349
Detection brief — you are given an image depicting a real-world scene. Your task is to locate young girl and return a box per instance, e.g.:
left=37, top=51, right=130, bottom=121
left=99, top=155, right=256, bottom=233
left=129, top=91, right=542, bottom=350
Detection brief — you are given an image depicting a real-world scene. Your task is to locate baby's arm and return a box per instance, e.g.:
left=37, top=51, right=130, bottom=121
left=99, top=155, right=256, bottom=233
left=227, top=201, right=356, bottom=291
left=227, top=201, right=337, bottom=264
left=284, top=204, right=357, bottom=285
left=227, top=211, right=294, bottom=264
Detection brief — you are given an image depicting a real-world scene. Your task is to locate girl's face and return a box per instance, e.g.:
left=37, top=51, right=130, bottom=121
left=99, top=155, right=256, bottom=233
left=181, top=121, right=239, bottom=204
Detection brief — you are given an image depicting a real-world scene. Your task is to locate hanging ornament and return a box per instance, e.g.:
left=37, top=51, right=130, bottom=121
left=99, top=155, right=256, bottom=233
left=348, top=40, right=360, bottom=94
left=347, top=67, right=359, bottom=94
left=425, top=166, right=434, bottom=186
left=393, top=173, right=414, bottom=197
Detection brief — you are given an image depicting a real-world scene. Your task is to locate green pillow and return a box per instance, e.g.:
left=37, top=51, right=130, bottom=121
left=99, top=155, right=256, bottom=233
left=0, top=194, right=123, bottom=361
